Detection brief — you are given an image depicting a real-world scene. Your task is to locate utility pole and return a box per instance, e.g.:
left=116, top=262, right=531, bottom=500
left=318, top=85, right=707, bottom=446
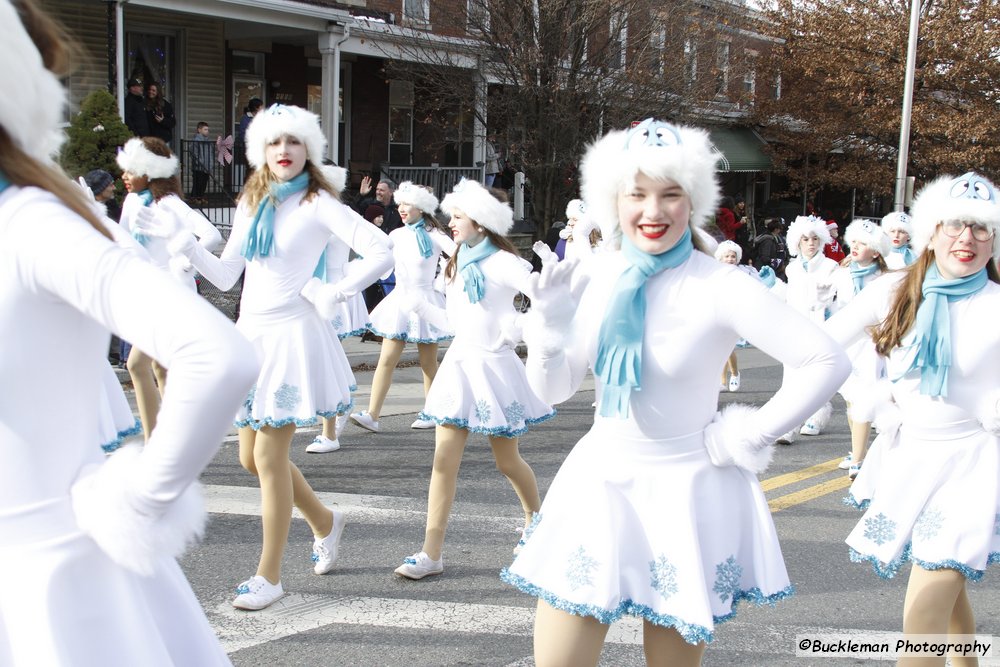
left=893, top=0, right=921, bottom=212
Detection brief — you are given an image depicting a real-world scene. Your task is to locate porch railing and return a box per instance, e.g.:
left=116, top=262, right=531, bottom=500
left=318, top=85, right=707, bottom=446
left=178, top=139, right=247, bottom=228
left=379, top=165, right=485, bottom=201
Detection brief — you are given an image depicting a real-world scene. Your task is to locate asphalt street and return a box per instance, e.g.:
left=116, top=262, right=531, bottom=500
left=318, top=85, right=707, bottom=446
left=118, top=339, right=1000, bottom=666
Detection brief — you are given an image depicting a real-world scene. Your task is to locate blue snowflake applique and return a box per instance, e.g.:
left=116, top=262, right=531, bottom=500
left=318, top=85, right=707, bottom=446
left=912, top=507, right=944, bottom=542
left=502, top=401, right=525, bottom=425
left=863, top=512, right=898, bottom=546
left=566, top=546, right=599, bottom=591
left=273, top=383, right=302, bottom=412
left=475, top=400, right=492, bottom=423
left=332, top=314, right=344, bottom=331
left=649, top=555, right=679, bottom=600
left=712, top=555, right=743, bottom=603
left=242, top=386, right=257, bottom=413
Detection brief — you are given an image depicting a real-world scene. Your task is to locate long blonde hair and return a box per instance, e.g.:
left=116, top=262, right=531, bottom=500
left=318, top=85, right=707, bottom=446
left=240, top=161, right=339, bottom=212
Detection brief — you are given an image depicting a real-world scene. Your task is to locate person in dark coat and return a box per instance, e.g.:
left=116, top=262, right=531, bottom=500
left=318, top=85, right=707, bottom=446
left=145, top=83, right=175, bottom=144
left=123, top=77, right=149, bottom=137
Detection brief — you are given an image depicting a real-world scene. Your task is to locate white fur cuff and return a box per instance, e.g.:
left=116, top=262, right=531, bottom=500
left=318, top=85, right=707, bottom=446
left=70, top=445, right=206, bottom=577
left=977, top=389, right=1000, bottom=437
left=703, top=404, right=774, bottom=474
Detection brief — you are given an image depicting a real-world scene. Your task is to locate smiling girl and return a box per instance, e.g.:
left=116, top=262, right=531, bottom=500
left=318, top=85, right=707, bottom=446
left=827, top=173, right=1000, bottom=667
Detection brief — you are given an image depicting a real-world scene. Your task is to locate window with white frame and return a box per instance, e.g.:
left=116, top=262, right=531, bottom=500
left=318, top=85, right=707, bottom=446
left=609, top=11, right=627, bottom=70
left=684, top=38, right=698, bottom=85
left=771, top=71, right=782, bottom=100
left=649, top=26, right=666, bottom=75
left=744, top=49, right=758, bottom=98
left=715, top=41, right=730, bottom=96
left=467, top=0, right=489, bottom=33
left=403, top=0, right=430, bottom=25
left=388, top=80, right=414, bottom=165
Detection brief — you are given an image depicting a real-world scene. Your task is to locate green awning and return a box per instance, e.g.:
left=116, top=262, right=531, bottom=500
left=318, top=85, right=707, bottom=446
left=709, top=127, right=772, bottom=172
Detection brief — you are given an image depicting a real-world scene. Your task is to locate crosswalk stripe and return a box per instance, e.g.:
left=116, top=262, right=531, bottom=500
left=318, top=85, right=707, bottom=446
left=768, top=476, right=853, bottom=513
left=759, top=457, right=842, bottom=492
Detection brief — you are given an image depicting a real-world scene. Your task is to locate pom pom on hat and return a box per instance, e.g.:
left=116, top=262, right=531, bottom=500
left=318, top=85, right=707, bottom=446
left=580, top=118, right=721, bottom=248
left=395, top=181, right=440, bottom=214
left=440, top=178, right=513, bottom=236
left=786, top=215, right=832, bottom=257
left=319, top=164, right=347, bottom=194
left=245, top=104, right=326, bottom=170
left=844, top=218, right=890, bottom=258
left=910, top=172, right=1000, bottom=259
left=116, top=138, right=179, bottom=179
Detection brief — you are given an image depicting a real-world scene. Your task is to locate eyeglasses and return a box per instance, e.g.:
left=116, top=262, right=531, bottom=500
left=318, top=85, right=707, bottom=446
left=940, top=220, right=995, bottom=242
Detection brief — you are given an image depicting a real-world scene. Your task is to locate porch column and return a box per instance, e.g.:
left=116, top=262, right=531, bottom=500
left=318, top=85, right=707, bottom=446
left=319, top=24, right=350, bottom=164
left=473, top=63, right=487, bottom=178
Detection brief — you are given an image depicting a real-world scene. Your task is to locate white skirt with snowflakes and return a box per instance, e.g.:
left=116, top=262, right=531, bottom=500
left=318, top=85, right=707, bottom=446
left=846, top=418, right=1000, bottom=581
left=330, top=291, right=370, bottom=340
left=98, top=361, right=141, bottom=453
left=368, top=286, right=453, bottom=343
left=502, top=422, right=793, bottom=644
left=235, top=303, right=355, bottom=430
left=418, top=344, right=553, bottom=438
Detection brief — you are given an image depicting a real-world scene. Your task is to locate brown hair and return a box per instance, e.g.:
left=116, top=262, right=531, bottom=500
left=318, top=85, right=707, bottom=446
left=131, top=137, right=182, bottom=201
left=444, top=227, right=520, bottom=281
left=240, top=160, right=339, bottom=212
left=840, top=254, right=888, bottom=273
left=871, top=248, right=1000, bottom=356
left=1, top=0, right=108, bottom=238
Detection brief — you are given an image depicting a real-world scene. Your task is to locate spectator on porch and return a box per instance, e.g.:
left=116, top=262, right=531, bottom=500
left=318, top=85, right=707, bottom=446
left=354, top=176, right=403, bottom=233
left=189, top=121, right=213, bottom=204
left=145, top=82, right=176, bottom=145
left=123, top=77, right=149, bottom=137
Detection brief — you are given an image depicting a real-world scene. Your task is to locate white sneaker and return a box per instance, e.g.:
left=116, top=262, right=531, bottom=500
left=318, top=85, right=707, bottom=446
left=410, top=417, right=436, bottom=429
left=838, top=453, right=853, bottom=470
left=334, top=414, right=349, bottom=438
left=312, top=509, right=346, bottom=574
left=728, top=373, right=741, bottom=392
left=394, top=551, right=443, bottom=580
left=350, top=411, right=380, bottom=433
left=306, top=435, right=341, bottom=453
left=232, top=575, right=284, bottom=610
left=799, top=421, right=822, bottom=436
left=776, top=429, right=797, bottom=445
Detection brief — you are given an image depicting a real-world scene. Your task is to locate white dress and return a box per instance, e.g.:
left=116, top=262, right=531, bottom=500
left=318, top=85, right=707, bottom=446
left=418, top=250, right=554, bottom=437
left=0, top=185, right=257, bottom=666
left=368, top=223, right=456, bottom=343
left=503, top=251, right=849, bottom=644
left=785, top=252, right=838, bottom=324
left=97, top=361, right=141, bottom=453
left=827, top=273, right=1000, bottom=580
left=322, top=236, right=370, bottom=340
left=830, top=266, right=886, bottom=414
left=179, top=189, right=393, bottom=429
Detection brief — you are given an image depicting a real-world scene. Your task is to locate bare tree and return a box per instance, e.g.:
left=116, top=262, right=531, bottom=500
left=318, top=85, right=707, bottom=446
left=381, top=0, right=755, bottom=234
left=754, top=0, right=1000, bottom=199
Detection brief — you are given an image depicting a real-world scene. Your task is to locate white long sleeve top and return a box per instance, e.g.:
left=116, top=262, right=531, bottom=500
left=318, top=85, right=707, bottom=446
left=387, top=223, right=457, bottom=291
left=785, top=251, right=839, bottom=322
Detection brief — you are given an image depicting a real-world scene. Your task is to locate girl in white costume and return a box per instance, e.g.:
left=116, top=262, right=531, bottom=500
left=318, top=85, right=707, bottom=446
left=0, top=2, right=258, bottom=663
left=829, top=220, right=890, bottom=478
left=392, top=178, right=555, bottom=580
left=777, top=215, right=839, bottom=442
left=713, top=240, right=757, bottom=392
left=559, top=198, right=602, bottom=261
left=349, top=181, right=456, bottom=435
left=137, top=104, right=394, bottom=610
left=502, top=119, right=849, bottom=666
left=826, top=173, right=1000, bottom=666
left=881, top=210, right=917, bottom=270
left=116, top=136, right=223, bottom=440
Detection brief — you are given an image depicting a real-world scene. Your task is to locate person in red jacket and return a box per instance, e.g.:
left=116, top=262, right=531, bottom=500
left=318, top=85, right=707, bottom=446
left=824, top=220, right=847, bottom=262
left=715, top=195, right=743, bottom=241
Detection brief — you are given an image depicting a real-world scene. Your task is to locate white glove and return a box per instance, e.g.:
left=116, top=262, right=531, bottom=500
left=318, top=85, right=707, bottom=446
left=532, top=240, right=557, bottom=267
left=702, top=404, right=774, bottom=473
left=976, top=388, right=1000, bottom=436
left=168, top=254, right=194, bottom=281
left=558, top=227, right=572, bottom=240
left=75, top=176, right=108, bottom=220
left=300, top=277, right=346, bottom=320
left=487, top=316, right=524, bottom=352
left=815, top=280, right=836, bottom=303
left=134, top=206, right=198, bottom=257
left=571, top=216, right=599, bottom=242
left=520, top=259, right=578, bottom=358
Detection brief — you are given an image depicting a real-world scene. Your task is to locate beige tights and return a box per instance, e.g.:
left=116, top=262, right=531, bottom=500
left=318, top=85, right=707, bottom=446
left=420, top=425, right=540, bottom=561
left=126, top=347, right=168, bottom=440
left=845, top=403, right=872, bottom=464
left=533, top=600, right=706, bottom=667
left=720, top=350, right=739, bottom=386
left=899, top=565, right=978, bottom=667
left=366, top=339, right=439, bottom=419
left=238, top=424, right=335, bottom=585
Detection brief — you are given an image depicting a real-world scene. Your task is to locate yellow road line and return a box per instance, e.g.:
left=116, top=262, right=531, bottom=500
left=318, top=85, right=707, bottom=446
left=768, top=476, right=853, bottom=513
left=759, top=457, right=843, bottom=492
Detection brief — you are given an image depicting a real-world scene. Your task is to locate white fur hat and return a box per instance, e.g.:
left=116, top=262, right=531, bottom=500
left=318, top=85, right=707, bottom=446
left=880, top=211, right=913, bottom=236
left=440, top=178, right=513, bottom=236
left=395, top=181, right=439, bottom=214
left=580, top=119, right=721, bottom=248
left=786, top=215, right=832, bottom=257
left=714, top=239, right=743, bottom=262
left=565, top=198, right=586, bottom=220
left=245, top=104, right=326, bottom=170
left=910, top=172, right=1000, bottom=259
left=115, top=138, right=179, bottom=179
left=319, top=164, right=346, bottom=194
left=844, top=218, right=890, bottom=258
left=0, top=0, right=69, bottom=162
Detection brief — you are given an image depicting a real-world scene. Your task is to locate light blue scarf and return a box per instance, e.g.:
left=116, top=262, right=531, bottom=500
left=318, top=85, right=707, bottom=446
left=891, top=244, right=917, bottom=266
left=457, top=237, right=498, bottom=303
left=849, top=261, right=879, bottom=294
left=903, top=263, right=988, bottom=397
left=594, top=227, right=694, bottom=418
left=242, top=172, right=309, bottom=261
left=131, top=189, right=154, bottom=245
left=409, top=218, right=434, bottom=258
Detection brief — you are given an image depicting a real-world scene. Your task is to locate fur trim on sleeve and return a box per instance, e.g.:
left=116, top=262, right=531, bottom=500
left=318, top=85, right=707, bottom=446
left=71, top=445, right=206, bottom=577
left=977, top=388, right=1000, bottom=437
left=703, top=403, right=774, bottom=474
